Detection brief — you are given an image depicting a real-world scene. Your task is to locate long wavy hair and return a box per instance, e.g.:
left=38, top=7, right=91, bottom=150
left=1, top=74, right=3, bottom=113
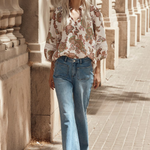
left=50, top=0, right=92, bottom=31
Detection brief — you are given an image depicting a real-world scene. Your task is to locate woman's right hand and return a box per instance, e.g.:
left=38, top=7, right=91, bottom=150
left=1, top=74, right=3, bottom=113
left=49, top=62, right=55, bottom=90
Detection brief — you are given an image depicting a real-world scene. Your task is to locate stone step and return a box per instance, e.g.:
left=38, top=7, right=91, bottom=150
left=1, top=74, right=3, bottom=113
left=0, top=39, right=26, bottom=51
left=3, top=41, right=13, bottom=48
left=0, top=51, right=5, bottom=62
left=27, top=43, right=45, bottom=51
left=29, top=51, right=42, bottom=63
left=12, top=39, right=20, bottom=47
left=105, top=27, right=119, bottom=70
left=24, top=142, right=54, bottom=150
left=14, top=44, right=27, bottom=55
left=0, top=44, right=6, bottom=51
left=0, top=52, right=28, bottom=76
left=19, top=38, right=26, bottom=45
left=0, top=44, right=27, bottom=62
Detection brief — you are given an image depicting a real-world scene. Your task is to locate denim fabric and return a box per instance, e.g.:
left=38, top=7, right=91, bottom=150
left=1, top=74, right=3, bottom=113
left=53, top=56, right=94, bottom=150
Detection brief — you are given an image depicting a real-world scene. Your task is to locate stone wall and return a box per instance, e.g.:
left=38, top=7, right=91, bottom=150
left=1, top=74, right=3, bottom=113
left=0, top=0, right=31, bottom=149
left=21, top=0, right=150, bottom=146
left=1, top=0, right=150, bottom=149
left=19, top=0, right=61, bottom=143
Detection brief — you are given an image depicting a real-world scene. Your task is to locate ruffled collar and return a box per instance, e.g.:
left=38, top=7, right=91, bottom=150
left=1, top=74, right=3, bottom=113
left=69, top=5, right=83, bottom=22
left=69, top=5, right=83, bottom=10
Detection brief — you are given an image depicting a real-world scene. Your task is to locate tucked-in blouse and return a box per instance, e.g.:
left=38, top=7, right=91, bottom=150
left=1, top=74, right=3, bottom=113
left=44, top=5, right=108, bottom=68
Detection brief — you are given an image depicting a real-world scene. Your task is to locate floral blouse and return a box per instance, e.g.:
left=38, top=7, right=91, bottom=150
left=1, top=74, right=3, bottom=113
left=44, top=5, right=108, bottom=69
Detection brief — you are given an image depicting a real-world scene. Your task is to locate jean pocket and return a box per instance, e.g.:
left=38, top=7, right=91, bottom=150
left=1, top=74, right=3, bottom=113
left=77, top=65, right=93, bottom=81
left=53, top=61, right=69, bottom=78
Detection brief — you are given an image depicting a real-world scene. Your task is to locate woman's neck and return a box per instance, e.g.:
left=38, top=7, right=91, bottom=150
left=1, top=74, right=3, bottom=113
left=70, top=0, right=81, bottom=10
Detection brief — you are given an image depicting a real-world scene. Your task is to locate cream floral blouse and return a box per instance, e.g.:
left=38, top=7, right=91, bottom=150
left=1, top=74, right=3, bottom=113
left=44, top=5, right=108, bottom=69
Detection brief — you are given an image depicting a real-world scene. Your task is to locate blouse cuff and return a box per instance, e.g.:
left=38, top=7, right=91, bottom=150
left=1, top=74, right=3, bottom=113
left=44, top=48, right=55, bottom=62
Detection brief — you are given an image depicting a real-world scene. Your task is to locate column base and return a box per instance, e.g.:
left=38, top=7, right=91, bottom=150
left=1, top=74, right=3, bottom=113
left=149, top=6, right=150, bottom=28
left=31, top=63, right=61, bottom=142
left=106, top=27, right=119, bottom=70
left=129, top=15, right=137, bottom=46
left=146, top=7, right=149, bottom=32
left=141, top=9, right=146, bottom=35
left=28, top=42, right=47, bottom=63
left=135, top=12, right=142, bottom=42
left=118, top=20, right=130, bottom=58
left=100, top=59, right=106, bottom=86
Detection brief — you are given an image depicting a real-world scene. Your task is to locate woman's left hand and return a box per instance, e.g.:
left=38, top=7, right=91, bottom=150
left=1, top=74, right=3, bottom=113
left=93, top=71, right=101, bottom=89
left=93, top=60, right=101, bottom=89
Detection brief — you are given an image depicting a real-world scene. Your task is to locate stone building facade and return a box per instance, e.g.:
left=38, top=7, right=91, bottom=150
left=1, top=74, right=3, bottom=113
left=0, top=0, right=150, bottom=149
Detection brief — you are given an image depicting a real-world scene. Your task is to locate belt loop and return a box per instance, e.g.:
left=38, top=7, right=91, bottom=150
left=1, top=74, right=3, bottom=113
left=80, top=59, right=82, bottom=64
left=65, top=56, right=67, bottom=62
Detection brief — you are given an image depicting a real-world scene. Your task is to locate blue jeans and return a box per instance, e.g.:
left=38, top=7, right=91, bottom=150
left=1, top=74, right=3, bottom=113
left=53, top=56, right=94, bottom=150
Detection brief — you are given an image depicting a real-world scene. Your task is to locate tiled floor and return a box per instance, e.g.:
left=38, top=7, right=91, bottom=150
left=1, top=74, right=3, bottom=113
left=25, top=31, right=150, bottom=150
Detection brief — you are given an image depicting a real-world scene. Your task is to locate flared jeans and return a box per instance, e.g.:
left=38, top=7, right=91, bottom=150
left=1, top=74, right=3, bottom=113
left=53, top=56, right=94, bottom=150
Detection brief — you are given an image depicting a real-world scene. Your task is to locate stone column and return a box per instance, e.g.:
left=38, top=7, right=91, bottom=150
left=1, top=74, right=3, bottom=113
left=144, top=0, right=149, bottom=32
left=19, top=0, right=61, bottom=142
left=101, top=0, right=119, bottom=70
left=133, top=0, right=141, bottom=42
left=139, top=0, right=147, bottom=35
left=115, top=0, right=130, bottom=58
left=96, top=0, right=107, bottom=84
left=128, top=0, right=137, bottom=46
left=101, top=0, right=112, bottom=27
left=0, top=10, right=2, bottom=29
left=148, top=0, right=150, bottom=28
left=112, top=0, right=119, bottom=27
left=140, top=0, right=145, bottom=8
left=96, top=0, right=102, bottom=9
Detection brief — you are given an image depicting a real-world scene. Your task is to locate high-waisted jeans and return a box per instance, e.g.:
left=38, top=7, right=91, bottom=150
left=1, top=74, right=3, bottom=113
left=53, top=56, right=94, bottom=150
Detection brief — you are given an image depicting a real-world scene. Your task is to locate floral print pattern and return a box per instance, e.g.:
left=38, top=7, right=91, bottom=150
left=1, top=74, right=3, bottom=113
left=44, top=5, right=108, bottom=69
left=65, top=21, right=74, bottom=35
left=46, top=32, right=55, bottom=43
left=85, top=26, right=93, bottom=44
left=57, top=11, right=62, bottom=23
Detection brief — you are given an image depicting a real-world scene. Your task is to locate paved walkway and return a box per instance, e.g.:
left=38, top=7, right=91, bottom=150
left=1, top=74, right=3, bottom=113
left=25, top=31, right=150, bottom=150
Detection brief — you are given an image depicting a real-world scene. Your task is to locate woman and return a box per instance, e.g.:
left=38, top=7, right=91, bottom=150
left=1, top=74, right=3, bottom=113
left=44, top=0, right=108, bottom=149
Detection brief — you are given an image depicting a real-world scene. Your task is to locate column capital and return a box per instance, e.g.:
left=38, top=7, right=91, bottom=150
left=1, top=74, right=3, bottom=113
left=148, top=0, right=150, bottom=6
left=133, top=0, right=139, bottom=12
left=101, top=0, right=112, bottom=18
left=115, top=0, right=129, bottom=21
left=0, top=0, right=10, bottom=29
left=128, top=0, right=135, bottom=15
left=139, top=0, right=145, bottom=9
left=115, top=0, right=129, bottom=14
left=5, top=0, right=18, bottom=28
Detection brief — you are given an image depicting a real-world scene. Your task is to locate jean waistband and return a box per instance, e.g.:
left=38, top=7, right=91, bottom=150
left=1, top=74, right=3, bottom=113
left=58, top=56, right=92, bottom=64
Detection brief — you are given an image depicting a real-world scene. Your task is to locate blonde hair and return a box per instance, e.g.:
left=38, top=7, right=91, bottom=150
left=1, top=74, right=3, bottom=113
left=51, top=0, right=92, bottom=31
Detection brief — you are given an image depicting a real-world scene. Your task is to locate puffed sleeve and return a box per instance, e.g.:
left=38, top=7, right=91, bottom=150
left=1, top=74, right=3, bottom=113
left=93, top=6, right=108, bottom=61
left=44, top=10, right=57, bottom=62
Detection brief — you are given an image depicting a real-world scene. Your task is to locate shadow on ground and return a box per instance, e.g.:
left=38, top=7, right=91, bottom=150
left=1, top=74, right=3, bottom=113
left=87, top=85, right=150, bottom=115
